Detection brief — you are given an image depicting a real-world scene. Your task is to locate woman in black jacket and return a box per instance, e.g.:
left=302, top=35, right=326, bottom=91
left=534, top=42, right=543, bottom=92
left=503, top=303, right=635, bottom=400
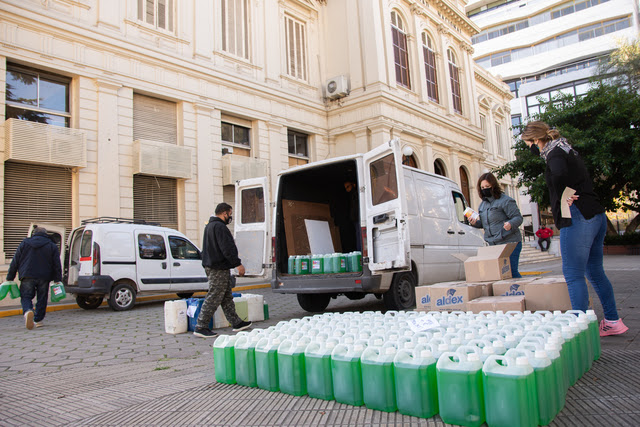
left=521, top=121, right=628, bottom=337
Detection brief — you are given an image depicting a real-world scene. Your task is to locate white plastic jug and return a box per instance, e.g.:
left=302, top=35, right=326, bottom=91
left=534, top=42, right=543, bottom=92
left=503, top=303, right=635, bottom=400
left=164, top=300, right=188, bottom=334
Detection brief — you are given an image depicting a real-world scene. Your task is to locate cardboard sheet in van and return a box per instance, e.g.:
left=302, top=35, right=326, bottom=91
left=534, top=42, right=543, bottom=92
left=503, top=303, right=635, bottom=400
left=281, top=200, right=342, bottom=256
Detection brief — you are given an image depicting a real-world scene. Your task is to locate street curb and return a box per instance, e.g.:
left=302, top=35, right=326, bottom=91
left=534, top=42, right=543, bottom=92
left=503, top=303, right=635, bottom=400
left=0, top=283, right=271, bottom=318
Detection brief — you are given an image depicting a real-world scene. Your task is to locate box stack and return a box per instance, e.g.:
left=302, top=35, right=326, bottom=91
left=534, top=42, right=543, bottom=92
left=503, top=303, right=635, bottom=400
left=416, top=244, right=571, bottom=314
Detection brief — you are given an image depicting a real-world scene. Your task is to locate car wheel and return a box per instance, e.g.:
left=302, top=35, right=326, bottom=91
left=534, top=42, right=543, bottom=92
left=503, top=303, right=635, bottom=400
left=297, top=294, right=331, bottom=312
left=384, top=271, right=416, bottom=310
left=176, top=292, right=194, bottom=299
left=108, top=282, right=137, bottom=311
left=76, top=295, right=104, bottom=310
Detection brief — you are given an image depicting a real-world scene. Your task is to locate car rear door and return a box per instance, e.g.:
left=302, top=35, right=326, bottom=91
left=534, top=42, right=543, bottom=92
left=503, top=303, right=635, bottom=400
left=234, top=177, right=270, bottom=277
left=362, top=138, right=411, bottom=273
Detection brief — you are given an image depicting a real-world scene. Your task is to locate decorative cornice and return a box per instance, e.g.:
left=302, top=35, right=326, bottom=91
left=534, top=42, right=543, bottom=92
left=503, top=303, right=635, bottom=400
left=431, top=0, right=480, bottom=36
left=474, top=69, right=511, bottom=98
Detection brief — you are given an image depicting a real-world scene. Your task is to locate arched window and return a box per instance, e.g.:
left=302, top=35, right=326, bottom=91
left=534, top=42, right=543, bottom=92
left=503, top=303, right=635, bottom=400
left=402, top=154, right=418, bottom=168
left=434, top=159, right=446, bottom=177
left=447, top=49, right=462, bottom=114
left=422, top=33, right=439, bottom=103
left=391, top=11, right=411, bottom=89
left=459, top=166, right=471, bottom=204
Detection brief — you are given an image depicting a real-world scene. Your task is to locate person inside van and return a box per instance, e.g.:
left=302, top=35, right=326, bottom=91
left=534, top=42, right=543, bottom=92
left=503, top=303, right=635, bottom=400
left=469, top=172, right=524, bottom=278
left=344, top=181, right=362, bottom=252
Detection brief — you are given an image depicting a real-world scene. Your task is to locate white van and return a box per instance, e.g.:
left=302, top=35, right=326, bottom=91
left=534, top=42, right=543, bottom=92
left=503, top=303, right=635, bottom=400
left=63, top=218, right=208, bottom=311
left=235, top=139, right=486, bottom=312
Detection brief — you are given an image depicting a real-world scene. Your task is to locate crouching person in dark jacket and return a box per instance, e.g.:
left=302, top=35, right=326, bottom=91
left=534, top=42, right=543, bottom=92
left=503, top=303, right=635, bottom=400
left=194, top=203, right=251, bottom=338
left=7, top=227, right=62, bottom=330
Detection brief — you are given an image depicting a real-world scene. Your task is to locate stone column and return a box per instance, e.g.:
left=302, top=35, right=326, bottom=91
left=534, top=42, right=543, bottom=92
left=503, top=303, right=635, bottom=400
left=194, top=104, right=215, bottom=242
left=95, top=79, right=122, bottom=217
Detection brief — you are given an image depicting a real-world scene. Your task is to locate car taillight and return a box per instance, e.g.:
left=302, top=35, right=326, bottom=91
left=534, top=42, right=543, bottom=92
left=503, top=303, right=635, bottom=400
left=92, top=242, right=101, bottom=275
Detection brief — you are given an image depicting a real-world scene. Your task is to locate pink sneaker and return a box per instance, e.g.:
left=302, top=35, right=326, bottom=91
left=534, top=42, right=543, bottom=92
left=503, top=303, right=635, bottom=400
left=599, top=319, right=629, bottom=337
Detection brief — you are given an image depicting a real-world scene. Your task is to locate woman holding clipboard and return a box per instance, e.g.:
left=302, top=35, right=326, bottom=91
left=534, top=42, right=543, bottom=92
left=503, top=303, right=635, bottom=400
left=521, top=121, right=628, bottom=337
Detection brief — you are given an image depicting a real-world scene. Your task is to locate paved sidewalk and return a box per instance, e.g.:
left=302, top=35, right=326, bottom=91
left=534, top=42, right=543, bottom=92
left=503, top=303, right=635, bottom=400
left=0, top=256, right=638, bottom=426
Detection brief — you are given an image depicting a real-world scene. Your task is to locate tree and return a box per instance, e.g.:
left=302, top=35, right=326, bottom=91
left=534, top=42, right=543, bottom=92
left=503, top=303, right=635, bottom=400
left=597, top=37, right=640, bottom=92
left=495, top=83, right=640, bottom=234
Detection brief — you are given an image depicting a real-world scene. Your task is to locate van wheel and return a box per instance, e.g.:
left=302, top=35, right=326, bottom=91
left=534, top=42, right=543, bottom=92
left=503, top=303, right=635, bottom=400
left=384, top=271, right=416, bottom=310
left=76, top=295, right=103, bottom=310
left=108, top=282, right=137, bottom=311
left=176, top=292, right=194, bottom=299
left=297, top=294, right=331, bottom=312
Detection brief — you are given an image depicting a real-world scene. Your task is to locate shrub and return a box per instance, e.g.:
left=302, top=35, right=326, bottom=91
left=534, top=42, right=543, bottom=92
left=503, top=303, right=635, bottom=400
left=604, top=232, right=640, bottom=246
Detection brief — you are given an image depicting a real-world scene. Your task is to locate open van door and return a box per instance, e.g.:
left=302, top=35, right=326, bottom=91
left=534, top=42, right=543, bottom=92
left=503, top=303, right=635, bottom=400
left=363, top=139, right=411, bottom=273
left=234, top=177, right=270, bottom=277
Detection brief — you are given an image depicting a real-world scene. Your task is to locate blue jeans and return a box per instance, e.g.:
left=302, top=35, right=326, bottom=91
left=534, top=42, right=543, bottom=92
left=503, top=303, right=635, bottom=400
left=560, top=206, right=619, bottom=320
left=20, top=279, right=49, bottom=322
left=509, top=241, right=523, bottom=278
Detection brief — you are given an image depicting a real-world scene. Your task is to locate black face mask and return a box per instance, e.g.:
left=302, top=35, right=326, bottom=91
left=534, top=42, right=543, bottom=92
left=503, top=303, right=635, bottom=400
left=529, top=144, right=540, bottom=156
left=225, top=215, right=233, bottom=225
left=481, top=188, right=493, bottom=198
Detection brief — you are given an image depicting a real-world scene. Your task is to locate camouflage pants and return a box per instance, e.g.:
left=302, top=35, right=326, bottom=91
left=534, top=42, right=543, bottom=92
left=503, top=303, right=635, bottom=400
left=196, top=268, right=242, bottom=329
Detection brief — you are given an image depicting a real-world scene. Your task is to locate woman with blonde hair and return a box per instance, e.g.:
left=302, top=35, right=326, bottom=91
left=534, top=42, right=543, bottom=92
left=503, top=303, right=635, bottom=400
left=521, top=121, right=628, bottom=336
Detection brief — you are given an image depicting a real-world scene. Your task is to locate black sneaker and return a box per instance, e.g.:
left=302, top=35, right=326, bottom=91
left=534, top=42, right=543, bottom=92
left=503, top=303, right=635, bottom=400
left=193, top=327, right=217, bottom=338
left=233, top=320, right=252, bottom=332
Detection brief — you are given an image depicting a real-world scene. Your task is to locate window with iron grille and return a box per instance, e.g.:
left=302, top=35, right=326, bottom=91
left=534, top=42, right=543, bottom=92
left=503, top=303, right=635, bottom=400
left=391, top=11, right=411, bottom=89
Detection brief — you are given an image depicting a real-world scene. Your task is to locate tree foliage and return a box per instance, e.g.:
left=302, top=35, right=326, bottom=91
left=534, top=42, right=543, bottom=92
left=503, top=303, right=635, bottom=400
left=495, top=83, right=640, bottom=233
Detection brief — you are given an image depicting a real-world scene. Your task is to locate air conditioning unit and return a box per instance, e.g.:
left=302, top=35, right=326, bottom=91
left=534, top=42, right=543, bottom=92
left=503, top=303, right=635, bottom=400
left=133, top=139, right=192, bottom=179
left=325, top=75, right=350, bottom=100
left=4, top=118, right=87, bottom=168
left=222, top=155, right=268, bottom=186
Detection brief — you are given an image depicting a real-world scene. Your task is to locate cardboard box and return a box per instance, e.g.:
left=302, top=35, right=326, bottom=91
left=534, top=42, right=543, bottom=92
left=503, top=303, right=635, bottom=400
left=418, top=282, right=484, bottom=312
left=282, top=199, right=342, bottom=256
left=464, top=281, right=494, bottom=297
left=453, top=243, right=517, bottom=282
left=467, top=296, right=526, bottom=314
left=415, top=286, right=432, bottom=312
left=492, top=277, right=537, bottom=297
left=525, top=275, right=572, bottom=311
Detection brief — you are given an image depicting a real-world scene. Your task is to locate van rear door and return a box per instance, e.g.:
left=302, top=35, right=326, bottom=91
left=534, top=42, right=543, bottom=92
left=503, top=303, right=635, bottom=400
left=234, top=177, right=270, bottom=277
left=28, top=222, right=65, bottom=268
left=363, top=138, right=411, bottom=273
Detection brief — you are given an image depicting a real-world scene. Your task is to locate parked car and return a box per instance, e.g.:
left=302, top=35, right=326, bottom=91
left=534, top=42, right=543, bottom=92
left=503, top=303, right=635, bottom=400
left=63, top=218, right=208, bottom=311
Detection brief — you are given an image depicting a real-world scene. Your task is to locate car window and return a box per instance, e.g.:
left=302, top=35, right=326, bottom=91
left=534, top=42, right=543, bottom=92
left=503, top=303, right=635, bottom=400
left=452, top=191, right=467, bottom=223
left=80, top=230, right=93, bottom=258
left=138, top=234, right=166, bottom=259
left=169, top=236, right=201, bottom=260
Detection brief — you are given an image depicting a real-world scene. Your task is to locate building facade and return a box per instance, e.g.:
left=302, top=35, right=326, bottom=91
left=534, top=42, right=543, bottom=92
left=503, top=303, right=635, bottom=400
left=0, top=0, right=512, bottom=263
left=468, top=0, right=639, bottom=131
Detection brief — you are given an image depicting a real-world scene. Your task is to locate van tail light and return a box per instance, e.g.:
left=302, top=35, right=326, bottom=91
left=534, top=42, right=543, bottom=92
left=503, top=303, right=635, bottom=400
left=272, top=237, right=276, bottom=263
left=92, top=242, right=101, bottom=275
left=361, top=227, right=368, bottom=258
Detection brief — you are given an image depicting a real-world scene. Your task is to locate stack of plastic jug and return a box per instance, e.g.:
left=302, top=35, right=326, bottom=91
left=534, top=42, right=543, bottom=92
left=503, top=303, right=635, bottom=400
left=210, top=309, right=602, bottom=425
